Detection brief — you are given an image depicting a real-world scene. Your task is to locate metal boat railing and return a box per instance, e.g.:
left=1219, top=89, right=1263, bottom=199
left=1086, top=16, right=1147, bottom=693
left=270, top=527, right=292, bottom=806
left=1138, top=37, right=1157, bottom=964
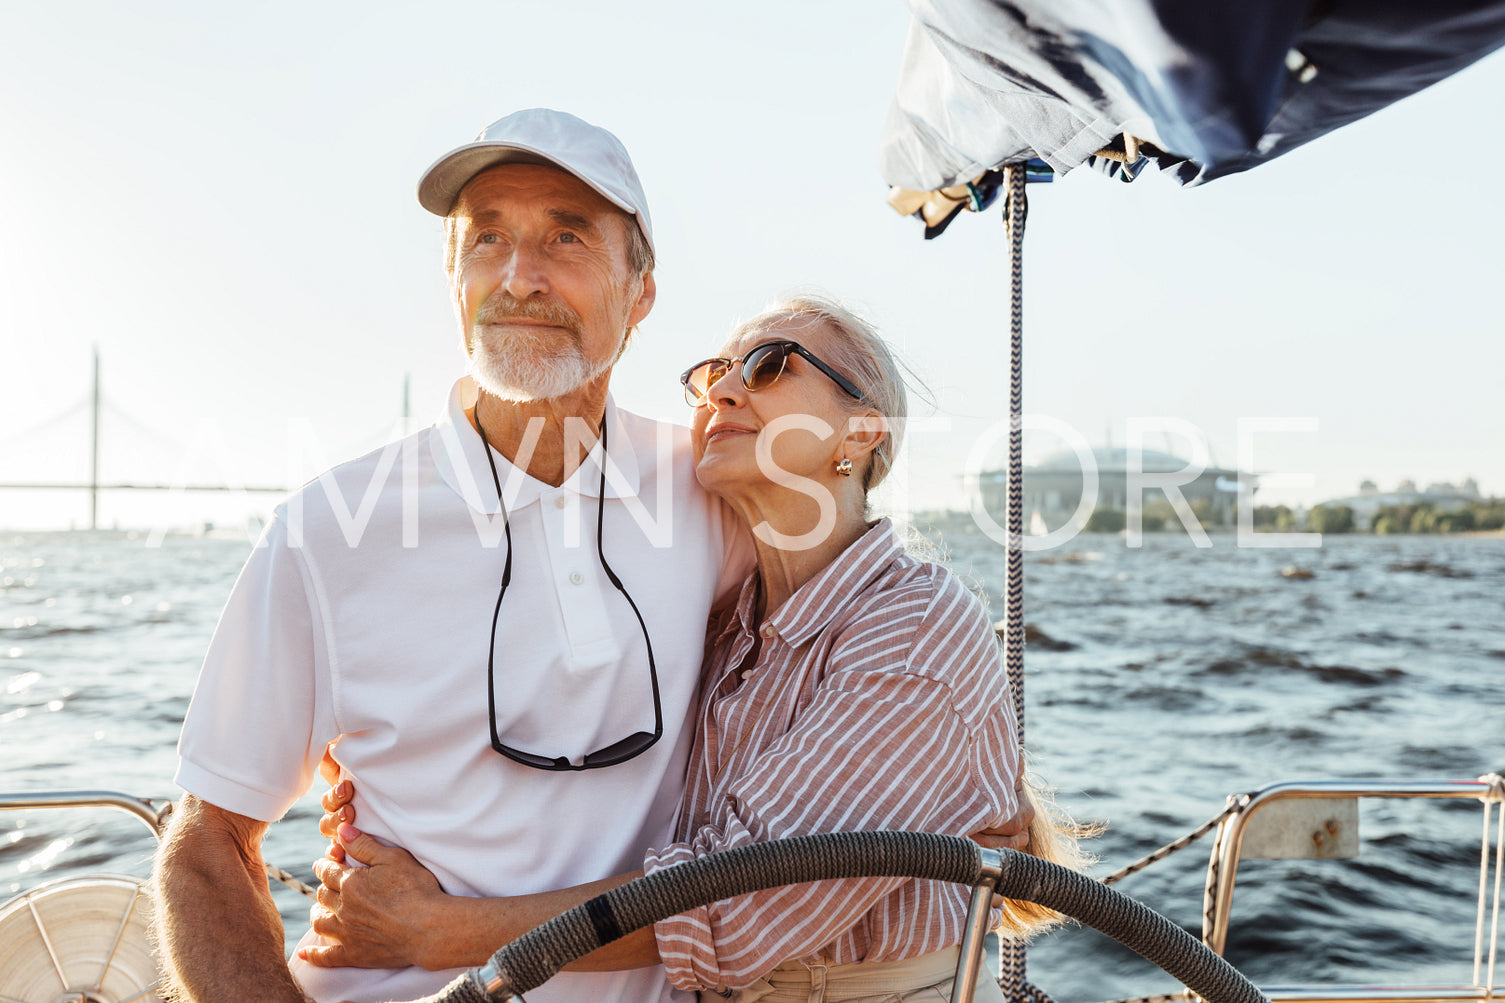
left=2, top=781, right=1499, bottom=1003
left=1201, top=777, right=1504, bottom=1003
left=0, top=789, right=174, bottom=836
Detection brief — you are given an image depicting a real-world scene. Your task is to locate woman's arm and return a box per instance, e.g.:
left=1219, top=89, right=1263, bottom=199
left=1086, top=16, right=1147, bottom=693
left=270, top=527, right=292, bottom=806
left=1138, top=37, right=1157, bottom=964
left=648, top=574, right=1024, bottom=991
left=650, top=674, right=991, bottom=985
left=300, top=822, right=659, bottom=971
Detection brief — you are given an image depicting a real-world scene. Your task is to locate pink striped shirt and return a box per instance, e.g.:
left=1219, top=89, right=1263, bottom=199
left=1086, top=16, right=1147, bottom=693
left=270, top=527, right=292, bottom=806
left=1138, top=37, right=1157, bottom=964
left=644, top=518, right=1021, bottom=993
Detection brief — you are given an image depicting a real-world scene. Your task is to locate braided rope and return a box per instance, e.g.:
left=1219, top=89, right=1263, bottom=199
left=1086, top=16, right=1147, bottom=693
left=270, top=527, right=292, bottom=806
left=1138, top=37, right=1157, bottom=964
left=265, top=861, right=319, bottom=900
left=1101, top=795, right=1251, bottom=887
left=998, top=162, right=1041, bottom=1003
left=1002, top=163, right=1028, bottom=739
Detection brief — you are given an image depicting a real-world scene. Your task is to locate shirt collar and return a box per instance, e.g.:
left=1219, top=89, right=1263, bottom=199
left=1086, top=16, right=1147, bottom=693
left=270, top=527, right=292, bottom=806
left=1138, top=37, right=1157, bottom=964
left=732, top=518, right=907, bottom=647
left=572, top=396, right=641, bottom=500
left=430, top=377, right=641, bottom=515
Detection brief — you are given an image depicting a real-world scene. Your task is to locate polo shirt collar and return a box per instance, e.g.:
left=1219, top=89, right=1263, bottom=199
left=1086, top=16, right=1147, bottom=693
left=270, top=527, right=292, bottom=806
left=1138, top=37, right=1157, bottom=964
left=573, top=397, right=641, bottom=501
left=430, top=377, right=641, bottom=516
left=732, top=518, right=905, bottom=647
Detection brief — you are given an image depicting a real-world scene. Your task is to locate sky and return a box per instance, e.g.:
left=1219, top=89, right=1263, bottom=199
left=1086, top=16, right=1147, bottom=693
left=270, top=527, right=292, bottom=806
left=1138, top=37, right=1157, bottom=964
left=2, top=1, right=1502, bottom=532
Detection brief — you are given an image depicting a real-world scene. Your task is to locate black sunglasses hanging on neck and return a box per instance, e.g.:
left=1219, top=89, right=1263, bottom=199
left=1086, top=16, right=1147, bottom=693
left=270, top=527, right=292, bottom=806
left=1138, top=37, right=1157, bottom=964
left=475, top=403, right=662, bottom=771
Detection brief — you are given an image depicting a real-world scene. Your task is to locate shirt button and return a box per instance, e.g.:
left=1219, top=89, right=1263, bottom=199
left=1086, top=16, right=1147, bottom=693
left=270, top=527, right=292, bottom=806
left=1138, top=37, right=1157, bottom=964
left=554, top=495, right=569, bottom=509
left=759, top=623, right=775, bottom=639
left=740, top=669, right=754, bottom=680
left=569, top=571, right=584, bottom=585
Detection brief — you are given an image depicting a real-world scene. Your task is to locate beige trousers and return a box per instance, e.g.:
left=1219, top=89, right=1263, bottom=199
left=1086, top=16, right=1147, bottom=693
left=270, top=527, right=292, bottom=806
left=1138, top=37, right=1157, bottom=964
left=718, top=946, right=1007, bottom=1003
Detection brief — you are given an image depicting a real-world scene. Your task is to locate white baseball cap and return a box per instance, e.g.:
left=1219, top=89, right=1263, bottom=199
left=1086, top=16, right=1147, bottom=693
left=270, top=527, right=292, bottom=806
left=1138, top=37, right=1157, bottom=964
left=416, top=108, right=654, bottom=255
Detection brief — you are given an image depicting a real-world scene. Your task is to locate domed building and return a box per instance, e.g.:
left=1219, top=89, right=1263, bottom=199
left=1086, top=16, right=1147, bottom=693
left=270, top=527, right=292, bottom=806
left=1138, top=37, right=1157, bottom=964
left=1315, top=477, right=1479, bottom=529
left=975, top=446, right=1251, bottom=532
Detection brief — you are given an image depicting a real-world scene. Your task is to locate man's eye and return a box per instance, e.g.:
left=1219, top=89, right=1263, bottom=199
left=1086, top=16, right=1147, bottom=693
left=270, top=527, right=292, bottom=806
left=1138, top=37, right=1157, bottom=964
left=478, top=233, right=499, bottom=244
left=558, top=232, right=579, bottom=243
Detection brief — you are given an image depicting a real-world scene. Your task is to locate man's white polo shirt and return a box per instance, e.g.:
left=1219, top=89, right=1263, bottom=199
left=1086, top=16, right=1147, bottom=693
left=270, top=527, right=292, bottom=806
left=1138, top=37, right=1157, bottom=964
left=176, top=378, right=750, bottom=1003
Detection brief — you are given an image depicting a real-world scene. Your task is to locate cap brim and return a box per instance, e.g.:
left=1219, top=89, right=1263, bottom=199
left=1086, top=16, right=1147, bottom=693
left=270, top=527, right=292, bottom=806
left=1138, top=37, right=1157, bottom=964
left=416, top=142, right=639, bottom=219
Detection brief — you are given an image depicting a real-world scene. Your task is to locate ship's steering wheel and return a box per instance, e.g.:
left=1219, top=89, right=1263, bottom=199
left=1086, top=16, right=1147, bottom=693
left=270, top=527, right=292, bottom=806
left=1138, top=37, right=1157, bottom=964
left=399, top=830, right=1268, bottom=1003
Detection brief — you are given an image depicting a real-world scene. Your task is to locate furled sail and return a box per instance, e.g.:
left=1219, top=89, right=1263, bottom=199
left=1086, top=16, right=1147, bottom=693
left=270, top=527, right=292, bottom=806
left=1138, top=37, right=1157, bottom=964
left=880, top=0, right=1505, bottom=201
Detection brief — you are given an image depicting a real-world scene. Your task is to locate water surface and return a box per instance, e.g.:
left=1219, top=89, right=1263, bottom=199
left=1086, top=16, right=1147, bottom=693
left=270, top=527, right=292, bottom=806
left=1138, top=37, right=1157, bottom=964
left=2, top=528, right=1501, bottom=999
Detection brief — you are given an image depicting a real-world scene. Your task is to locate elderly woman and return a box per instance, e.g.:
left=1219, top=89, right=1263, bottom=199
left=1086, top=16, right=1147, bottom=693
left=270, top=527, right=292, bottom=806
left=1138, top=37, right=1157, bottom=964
left=304, top=296, right=1072, bottom=1002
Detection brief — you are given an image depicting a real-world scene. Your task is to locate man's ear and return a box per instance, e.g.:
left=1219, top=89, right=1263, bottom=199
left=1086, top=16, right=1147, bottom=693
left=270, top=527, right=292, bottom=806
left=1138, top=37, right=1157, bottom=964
left=628, top=270, right=657, bottom=329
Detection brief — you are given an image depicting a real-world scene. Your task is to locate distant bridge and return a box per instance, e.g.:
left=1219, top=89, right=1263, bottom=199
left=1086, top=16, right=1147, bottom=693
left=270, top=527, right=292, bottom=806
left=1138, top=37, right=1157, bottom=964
left=0, top=349, right=410, bottom=529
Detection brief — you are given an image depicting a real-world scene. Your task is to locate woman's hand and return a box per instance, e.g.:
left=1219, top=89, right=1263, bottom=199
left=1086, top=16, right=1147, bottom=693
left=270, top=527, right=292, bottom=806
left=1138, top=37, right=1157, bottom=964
left=972, top=763, right=1037, bottom=909
left=318, top=774, right=357, bottom=864
left=970, top=765, right=1035, bottom=853
left=301, top=826, right=448, bottom=970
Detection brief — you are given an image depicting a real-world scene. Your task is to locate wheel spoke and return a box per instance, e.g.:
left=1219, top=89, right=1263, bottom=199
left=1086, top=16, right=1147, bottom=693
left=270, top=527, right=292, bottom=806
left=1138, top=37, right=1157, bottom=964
left=119, top=979, right=165, bottom=1003
left=25, top=891, right=69, bottom=989
left=94, top=883, right=146, bottom=990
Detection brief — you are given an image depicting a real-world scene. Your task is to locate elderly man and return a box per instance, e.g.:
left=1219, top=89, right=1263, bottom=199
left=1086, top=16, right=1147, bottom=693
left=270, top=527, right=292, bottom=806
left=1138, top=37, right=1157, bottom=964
left=153, top=109, right=752, bottom=1003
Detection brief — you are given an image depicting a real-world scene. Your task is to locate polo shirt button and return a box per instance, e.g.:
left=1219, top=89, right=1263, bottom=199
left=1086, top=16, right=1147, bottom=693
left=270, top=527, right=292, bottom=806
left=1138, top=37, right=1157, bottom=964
left=740, top=669, right=754, bottom=680
left=569, top=571, right=584, bottom=585
left=759, top=623, right=775, bottom=639
left=554, top=495, right=569, bottom=509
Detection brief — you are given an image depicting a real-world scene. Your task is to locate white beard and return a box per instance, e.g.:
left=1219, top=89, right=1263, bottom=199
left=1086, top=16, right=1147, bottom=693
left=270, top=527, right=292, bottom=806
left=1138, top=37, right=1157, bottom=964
left=467, top=324, right=610, bottom=402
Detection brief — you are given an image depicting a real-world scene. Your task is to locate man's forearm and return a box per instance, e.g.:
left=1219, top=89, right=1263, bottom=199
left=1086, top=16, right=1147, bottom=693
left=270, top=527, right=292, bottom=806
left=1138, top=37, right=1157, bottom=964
left=153, top=795, right=309, bottom=1002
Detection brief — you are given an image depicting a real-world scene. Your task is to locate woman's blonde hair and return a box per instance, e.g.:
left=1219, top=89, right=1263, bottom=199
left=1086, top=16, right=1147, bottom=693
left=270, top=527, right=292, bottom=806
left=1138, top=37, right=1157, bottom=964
left=731, top=294, right=907, bottom=493
left=994, top=772, right=1102, bottom=937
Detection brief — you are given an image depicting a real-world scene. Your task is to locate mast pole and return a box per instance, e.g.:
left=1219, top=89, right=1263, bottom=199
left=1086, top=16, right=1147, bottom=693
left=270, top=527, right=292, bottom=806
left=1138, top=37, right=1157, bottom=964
left=90, top=346, right=101, bottom=531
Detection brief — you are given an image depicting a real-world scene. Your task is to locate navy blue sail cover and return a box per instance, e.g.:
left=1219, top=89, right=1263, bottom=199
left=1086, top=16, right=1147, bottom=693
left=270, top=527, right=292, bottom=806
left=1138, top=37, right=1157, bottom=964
left=879, top=0, right=1505, bottom=193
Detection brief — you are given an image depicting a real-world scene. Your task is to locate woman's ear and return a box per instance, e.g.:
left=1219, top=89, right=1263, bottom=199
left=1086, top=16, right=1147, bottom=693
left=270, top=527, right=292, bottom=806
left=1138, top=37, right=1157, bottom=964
left=840, top=413, right=887, bottom=464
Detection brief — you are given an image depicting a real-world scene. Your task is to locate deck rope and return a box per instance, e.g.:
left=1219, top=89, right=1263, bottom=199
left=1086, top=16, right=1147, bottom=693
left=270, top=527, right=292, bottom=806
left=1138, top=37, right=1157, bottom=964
left=1001, top=162, right=1028, bottom=741
left=996, top=162, right=1047, bottom=1003
left=265, top=861, right=319, bottom=900
left=1102, top=795, right=1251, bottom=887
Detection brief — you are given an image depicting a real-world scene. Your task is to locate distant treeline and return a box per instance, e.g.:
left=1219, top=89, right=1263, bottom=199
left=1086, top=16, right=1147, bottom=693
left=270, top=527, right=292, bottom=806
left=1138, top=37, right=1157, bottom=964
left=1072, top=498, right=1505, bottom=534
left=1254, top=498, right=1505, bottom=534
left=1085, top=498, right=1220, bottom=533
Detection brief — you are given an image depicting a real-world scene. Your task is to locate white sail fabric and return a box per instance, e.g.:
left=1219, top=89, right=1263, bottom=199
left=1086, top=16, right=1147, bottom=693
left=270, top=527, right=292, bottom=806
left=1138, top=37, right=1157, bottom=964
left=880, top=0, right=1505, bottom=193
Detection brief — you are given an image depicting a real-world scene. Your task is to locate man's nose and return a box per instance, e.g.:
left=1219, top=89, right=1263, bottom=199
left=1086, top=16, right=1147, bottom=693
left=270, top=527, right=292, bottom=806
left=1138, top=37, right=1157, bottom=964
left=498, top=242, right=550, bottom=300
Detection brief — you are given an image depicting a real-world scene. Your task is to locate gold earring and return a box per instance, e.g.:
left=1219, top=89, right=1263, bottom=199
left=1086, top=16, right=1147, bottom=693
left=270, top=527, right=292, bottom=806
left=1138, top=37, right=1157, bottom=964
left=836, top=458, right=853, bottom=477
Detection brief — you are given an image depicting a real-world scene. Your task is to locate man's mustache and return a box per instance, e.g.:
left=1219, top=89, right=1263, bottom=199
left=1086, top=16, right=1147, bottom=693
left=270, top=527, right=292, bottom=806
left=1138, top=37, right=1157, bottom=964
left=474, top=294, right=582, bottom=335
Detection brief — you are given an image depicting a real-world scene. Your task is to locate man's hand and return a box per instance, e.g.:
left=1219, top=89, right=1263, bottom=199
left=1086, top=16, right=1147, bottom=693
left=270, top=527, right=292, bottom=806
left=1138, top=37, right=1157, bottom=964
left=300, top=826, right=447, bottom=970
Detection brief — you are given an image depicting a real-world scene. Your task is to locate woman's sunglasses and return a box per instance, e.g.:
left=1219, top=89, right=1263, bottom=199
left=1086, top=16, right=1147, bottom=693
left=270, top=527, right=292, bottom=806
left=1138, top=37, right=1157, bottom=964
left=679, top=339, right=868, bottom=407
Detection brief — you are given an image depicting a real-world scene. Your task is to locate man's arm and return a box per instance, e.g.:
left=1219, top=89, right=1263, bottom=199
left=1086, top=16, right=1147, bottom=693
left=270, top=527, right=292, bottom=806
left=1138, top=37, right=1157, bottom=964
left=153, top=794, right=310, bottom=1002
